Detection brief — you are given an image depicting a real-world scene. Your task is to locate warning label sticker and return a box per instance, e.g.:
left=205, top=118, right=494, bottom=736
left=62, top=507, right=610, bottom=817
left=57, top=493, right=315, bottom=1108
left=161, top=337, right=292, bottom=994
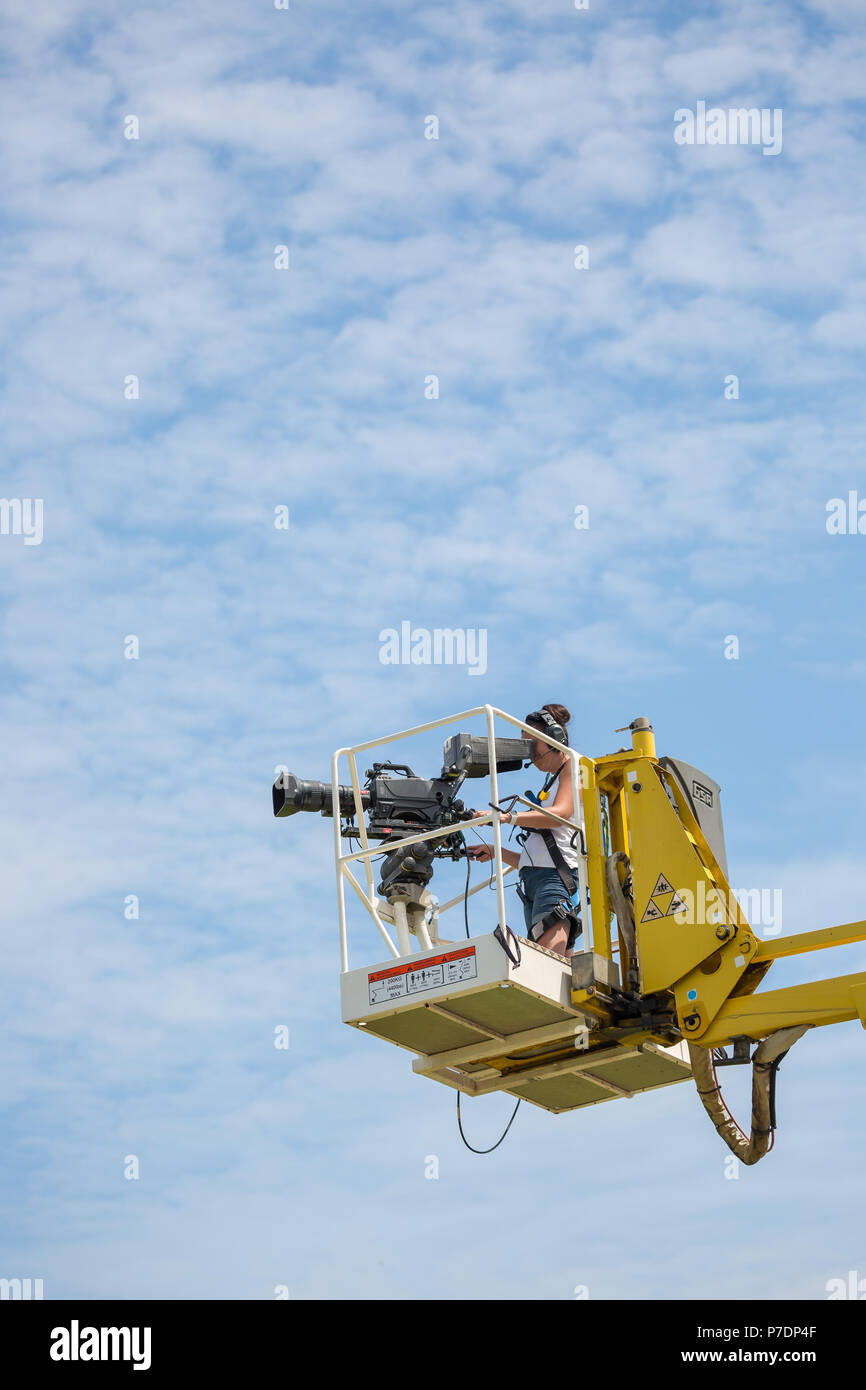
left=641, top=871, right=684, bottom=923
left=368, top=946, right=477, bottom=1006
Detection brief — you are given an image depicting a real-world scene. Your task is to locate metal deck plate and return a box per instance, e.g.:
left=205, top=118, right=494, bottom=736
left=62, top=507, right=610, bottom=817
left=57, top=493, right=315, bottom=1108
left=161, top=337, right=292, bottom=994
left=503, top=1041, right=692, bottom=1113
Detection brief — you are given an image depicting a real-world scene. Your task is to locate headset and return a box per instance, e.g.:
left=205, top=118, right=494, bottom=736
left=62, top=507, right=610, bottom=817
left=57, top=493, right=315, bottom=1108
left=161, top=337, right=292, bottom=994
left=525, top=708, right=568, bottom=751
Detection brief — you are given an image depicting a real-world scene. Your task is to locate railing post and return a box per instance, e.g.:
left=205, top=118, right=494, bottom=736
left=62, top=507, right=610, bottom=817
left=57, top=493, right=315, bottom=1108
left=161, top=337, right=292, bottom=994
left=569, top=748, right=589, bottom=946
left=331, top=748, right=351, bottom=973
left=484, top=704, right=509, bottom=934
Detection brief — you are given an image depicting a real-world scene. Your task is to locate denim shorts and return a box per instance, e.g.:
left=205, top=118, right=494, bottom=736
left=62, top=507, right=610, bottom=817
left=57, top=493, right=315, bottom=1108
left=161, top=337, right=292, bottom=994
left=520, top=866, right=576, bottom=941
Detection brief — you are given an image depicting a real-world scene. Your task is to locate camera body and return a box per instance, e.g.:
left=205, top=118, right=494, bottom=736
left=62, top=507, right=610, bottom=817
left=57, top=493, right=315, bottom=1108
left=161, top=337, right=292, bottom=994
left=273, top=733, right=534, bottom=896
left=363, top=764, right=469, bottom=840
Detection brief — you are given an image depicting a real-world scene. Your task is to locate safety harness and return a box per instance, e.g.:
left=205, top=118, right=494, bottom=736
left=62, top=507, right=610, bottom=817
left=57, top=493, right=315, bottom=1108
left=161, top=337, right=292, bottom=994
left=516, top=760, right=576, bottom=889
left=516, top=760, right=582, bottom=945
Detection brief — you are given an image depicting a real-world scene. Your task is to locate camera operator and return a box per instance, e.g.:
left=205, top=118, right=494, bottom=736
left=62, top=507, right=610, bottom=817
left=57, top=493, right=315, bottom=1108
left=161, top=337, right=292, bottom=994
left=466, top=704, right=581, bottom=958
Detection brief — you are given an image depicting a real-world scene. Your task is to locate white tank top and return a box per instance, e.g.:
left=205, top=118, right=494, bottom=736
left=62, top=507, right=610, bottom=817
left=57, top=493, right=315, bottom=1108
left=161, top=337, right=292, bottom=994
left=516, top=768, right=581, bottom=872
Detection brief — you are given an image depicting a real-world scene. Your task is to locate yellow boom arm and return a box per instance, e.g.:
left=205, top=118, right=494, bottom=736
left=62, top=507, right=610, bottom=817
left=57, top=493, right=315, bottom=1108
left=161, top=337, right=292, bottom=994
left=573, top=718, right=866, bottom=1162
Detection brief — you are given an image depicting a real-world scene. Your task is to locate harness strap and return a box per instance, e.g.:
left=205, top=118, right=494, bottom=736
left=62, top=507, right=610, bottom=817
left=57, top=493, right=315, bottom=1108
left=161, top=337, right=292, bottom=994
left=493, top=924, right=522, bottom=967
left=537, top=828, right=577, bottom=896
left=523, top=759, right=578, bottom=896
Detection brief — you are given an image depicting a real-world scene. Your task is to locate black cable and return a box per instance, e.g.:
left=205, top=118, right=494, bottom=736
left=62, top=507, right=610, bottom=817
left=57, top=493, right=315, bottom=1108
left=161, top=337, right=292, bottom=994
left=457, top=1091, right=522, bottom=1154
left=454, top=832, right=522, bottom=1152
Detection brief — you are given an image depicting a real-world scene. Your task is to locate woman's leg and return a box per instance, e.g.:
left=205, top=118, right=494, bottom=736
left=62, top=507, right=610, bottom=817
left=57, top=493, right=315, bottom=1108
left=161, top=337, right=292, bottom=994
left=530, top=869, right=575, bottom=957
left=536, top=921, right=570, bottom=956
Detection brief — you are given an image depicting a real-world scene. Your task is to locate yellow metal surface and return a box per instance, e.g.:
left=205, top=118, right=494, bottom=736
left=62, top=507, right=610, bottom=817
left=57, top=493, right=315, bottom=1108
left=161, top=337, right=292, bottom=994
left=555, top=716, right=866, bottom=1104
left=673, top=932, right=760, bottom=1041
left=851, top=983, right=866, bottom=1028
left=625, top=765, right=758, bottom=1005
left=630, top=722, right=657, bottom=759
left=754, top=920, right=866, bottom=961
left=699, top=970, right=866, bottom=1046
left=580, top=756, right=612, bottom=961
left=570, top=985, right=614, bottom=1024
left=577, top=716, right=866, bottom=1057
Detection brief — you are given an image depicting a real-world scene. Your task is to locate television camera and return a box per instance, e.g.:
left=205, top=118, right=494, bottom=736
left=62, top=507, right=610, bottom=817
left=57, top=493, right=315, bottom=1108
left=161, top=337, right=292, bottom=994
left=273, top=733, right=533, bottom=898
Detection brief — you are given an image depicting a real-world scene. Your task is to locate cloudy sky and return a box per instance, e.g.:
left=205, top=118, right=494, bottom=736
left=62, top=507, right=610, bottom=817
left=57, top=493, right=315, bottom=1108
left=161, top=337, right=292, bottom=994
left=2, top=0, right=866, bottom=1300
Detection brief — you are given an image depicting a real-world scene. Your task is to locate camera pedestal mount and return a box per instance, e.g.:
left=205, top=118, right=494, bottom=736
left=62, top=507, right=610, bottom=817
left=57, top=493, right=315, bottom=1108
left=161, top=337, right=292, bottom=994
left=379, top=881, right=444, bottom=954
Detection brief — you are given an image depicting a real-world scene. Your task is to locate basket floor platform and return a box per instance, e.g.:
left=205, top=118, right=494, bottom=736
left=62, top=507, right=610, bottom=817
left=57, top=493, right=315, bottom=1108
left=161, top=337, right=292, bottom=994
left=341, top=933, right=692, bottom=1113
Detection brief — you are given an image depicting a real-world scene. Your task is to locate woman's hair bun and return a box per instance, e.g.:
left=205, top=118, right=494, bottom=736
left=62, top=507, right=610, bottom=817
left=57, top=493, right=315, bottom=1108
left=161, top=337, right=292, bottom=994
left=543, top=703, right=571, bottom=727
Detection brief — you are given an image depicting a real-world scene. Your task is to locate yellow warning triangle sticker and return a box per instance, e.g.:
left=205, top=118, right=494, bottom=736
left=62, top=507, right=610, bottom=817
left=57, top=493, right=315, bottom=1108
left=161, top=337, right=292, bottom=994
left=667, top=894, right=686, bottom=916
left=641, top=899, right=664, bottom=922
left=652, top=872, right=674, bottom=898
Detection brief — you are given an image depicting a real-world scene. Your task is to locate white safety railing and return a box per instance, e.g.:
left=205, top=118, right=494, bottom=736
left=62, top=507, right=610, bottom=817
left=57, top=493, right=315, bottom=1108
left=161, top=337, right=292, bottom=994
left=331, top=705, right=589, bottom=972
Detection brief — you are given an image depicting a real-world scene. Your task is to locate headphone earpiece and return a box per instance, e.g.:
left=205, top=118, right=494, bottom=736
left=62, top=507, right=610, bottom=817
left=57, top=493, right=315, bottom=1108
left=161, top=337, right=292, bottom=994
left=526, top=709, right=567, bottom=749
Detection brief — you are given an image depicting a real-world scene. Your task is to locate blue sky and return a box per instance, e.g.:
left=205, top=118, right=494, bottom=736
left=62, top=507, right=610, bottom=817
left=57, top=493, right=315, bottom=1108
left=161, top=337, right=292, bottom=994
left=2, top=0, right=866, bottom=1300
